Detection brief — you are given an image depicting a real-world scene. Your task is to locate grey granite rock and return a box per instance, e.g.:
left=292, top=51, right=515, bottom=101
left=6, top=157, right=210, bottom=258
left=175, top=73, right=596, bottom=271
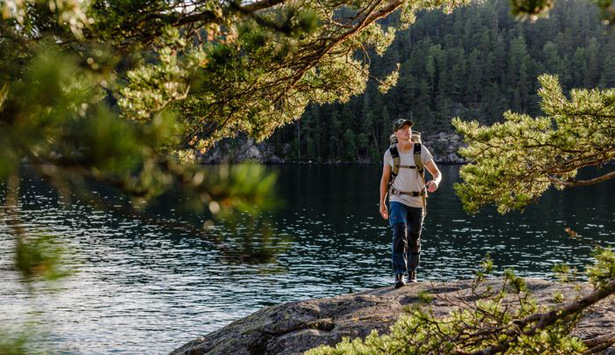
left=171, top=278, right=615, bottom=355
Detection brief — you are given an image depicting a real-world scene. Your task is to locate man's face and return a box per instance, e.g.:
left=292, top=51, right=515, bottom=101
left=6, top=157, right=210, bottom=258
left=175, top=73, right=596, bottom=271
left=395, top=123, right=412, bottom=141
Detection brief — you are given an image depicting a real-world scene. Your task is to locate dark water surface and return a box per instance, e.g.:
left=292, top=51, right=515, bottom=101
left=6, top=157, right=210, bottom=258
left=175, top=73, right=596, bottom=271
left=0, top=165, right=613, bottom=354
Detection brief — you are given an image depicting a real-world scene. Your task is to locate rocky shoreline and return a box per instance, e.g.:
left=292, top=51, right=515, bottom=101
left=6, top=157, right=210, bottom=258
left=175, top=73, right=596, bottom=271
left=199, top=132, right=466, bottom=165
left=170, top=278, right=615, bottom=355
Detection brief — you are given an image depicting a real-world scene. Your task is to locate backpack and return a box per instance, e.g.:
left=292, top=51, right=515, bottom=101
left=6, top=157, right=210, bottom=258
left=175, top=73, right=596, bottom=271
left=387, top=131, right=427, bottom=212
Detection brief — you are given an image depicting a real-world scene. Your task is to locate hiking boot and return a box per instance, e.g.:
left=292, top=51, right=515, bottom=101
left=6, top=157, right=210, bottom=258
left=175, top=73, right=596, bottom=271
left=407, top=271, right=417, bottom=283
left=394, top=274, right=406, bottom=288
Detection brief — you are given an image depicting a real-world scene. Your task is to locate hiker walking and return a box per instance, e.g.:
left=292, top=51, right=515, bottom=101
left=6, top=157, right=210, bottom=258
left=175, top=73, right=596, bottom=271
left=379, top=118, right=442, bottom=288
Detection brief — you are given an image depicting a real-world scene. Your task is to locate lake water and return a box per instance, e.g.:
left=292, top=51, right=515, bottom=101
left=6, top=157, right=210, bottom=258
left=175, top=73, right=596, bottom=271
left=0, top=164, right=613, bottom=354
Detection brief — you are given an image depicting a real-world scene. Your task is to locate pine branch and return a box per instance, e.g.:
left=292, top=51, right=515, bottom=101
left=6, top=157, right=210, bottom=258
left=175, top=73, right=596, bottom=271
left=459, top=279, right=615, bottom=355
left=548, top=170, right=615, bottom=187
left=270, top=0, right=402, bottom=105
left=240, top=0, right=287, bottom=12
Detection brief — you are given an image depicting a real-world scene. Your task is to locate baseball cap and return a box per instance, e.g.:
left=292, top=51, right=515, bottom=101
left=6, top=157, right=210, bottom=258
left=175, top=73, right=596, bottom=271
left=392, top=118, right=414, bottom=131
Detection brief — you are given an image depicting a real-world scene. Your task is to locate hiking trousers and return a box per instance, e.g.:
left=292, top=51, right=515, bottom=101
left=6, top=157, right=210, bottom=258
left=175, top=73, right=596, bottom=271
left=389, top=201, right=424, bottom=275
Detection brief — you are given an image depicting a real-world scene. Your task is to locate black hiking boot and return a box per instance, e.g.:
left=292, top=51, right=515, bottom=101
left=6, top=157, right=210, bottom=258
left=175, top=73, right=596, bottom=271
left=394, top=274, right=406, bottom=288
left=407, top=271, right=417, bottom=283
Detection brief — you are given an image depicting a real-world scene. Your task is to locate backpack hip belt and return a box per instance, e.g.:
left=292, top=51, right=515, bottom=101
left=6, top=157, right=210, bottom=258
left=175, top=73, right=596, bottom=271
left=390, top=187, right=427, bottom=197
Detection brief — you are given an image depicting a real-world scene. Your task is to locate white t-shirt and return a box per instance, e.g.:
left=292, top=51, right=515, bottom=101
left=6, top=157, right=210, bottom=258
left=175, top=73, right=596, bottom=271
left=383, top=144, right=434, bottom=208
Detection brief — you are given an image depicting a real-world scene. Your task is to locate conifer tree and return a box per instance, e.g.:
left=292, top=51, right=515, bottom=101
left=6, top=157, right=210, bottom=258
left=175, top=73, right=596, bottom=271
left=453, top=74, right=615, bottom=214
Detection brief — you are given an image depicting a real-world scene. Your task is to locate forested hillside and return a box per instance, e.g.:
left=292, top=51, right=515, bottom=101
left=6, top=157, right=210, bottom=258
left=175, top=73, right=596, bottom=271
left=267, top=0, right=615, bottom=163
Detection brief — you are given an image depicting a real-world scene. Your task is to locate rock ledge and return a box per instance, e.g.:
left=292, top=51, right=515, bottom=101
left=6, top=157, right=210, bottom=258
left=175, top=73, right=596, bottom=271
left=171, top=278, right=615, bottom=355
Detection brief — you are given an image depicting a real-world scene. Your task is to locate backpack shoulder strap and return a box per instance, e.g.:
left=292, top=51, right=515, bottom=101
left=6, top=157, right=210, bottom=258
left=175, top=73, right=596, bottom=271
left=387, top=144, right=400, bottom=196
left=413, top=143, right=424, bottom=176
left=390, top=144, right=400, bottom=178
left=413, top=143, right=427, bottom=215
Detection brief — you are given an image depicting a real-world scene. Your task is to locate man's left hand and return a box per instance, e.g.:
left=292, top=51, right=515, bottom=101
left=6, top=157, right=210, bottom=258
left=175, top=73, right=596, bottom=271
left=426, top=180, right=439, bottom=193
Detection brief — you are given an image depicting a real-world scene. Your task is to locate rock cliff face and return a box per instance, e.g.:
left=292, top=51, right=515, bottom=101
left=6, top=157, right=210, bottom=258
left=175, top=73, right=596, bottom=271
left=199, top=137, right=284, bottom=164
left=170, top=278, right=615, bottom=355
left=199, top=132, right=466, bottom=165
left=423, top=131, right=466, bottom=164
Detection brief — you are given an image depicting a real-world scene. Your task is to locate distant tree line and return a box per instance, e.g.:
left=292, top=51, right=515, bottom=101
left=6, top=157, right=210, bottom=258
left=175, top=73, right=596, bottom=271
left=269, top=0, right=615, bottom=163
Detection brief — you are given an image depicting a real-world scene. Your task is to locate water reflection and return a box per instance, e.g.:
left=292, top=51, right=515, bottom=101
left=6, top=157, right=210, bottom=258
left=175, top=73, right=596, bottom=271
left=0, top=165, right=613, bottom=354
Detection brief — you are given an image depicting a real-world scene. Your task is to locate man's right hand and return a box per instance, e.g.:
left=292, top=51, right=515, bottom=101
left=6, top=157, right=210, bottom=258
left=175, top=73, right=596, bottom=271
left=379, top=204, right=388, bottom=220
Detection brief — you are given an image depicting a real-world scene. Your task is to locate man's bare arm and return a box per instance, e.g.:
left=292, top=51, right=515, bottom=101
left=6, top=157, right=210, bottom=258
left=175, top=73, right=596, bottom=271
left=425, top=160, right=442, bottom=193
left=379, top=164, right=391, bottom=219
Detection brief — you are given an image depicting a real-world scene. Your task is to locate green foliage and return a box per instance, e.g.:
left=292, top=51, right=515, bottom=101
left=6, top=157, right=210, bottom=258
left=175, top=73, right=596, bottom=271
left=552, top=263, right=580, bottom=283
left=587, top=247, right=615, bottom=288
left=416, top=290, right=434, bottom=304
left=453, top=74, right=615, bottom=214
left=0, top=44, right=280, bottom=216
left=0, top=333, right=29, bottom=355
left=216, top=212, right=291, bottom=264
left=552, top=290, right=565, bottom=303
left=15, top=234, right=71, bottom=282
left=189, top=164, right=286, bottom=263
left=510, top=0, right=614, bottom=24
left=510, top=0, right=556, bottom=20
left=202, top=164, right=280, bottom=216
left=474, top=253, right=494, bottom=286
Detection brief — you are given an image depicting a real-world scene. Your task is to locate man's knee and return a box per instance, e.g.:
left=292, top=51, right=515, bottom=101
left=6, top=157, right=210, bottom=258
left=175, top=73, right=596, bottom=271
left=408, top=231, right=421, bottom=254
left=409, top=245, right=421, bottom=254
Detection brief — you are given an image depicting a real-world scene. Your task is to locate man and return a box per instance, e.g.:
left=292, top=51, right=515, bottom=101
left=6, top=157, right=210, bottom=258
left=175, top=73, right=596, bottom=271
left=379, top=118, right=442, bottom=288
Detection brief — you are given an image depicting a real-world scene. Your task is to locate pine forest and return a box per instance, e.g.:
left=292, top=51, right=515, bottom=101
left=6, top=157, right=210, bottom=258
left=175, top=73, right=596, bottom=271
left=269, top=0, right=615, bottom=163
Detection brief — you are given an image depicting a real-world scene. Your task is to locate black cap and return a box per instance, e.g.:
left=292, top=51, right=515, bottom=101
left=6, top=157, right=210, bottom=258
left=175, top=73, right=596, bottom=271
left=392, top=118, right=414, bottom=132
